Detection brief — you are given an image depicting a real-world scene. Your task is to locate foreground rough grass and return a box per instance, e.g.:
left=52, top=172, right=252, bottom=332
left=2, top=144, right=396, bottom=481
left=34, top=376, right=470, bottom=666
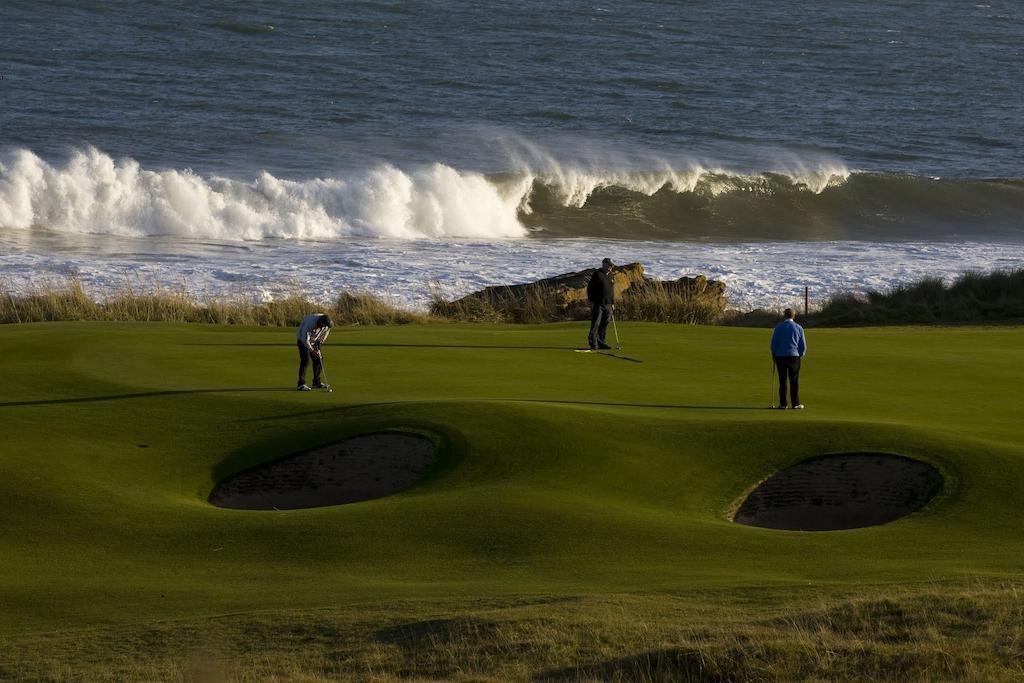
left=4, top=584, right=1021, bottom=681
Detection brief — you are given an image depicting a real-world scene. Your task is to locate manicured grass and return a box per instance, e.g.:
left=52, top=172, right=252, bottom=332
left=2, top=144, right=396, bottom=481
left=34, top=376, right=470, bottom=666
left=1, top=321, right=1023, bottom=679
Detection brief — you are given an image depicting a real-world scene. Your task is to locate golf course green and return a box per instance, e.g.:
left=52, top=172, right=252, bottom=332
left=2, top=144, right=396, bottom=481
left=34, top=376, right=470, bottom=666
left=2, top=321, right=1023, bottom=680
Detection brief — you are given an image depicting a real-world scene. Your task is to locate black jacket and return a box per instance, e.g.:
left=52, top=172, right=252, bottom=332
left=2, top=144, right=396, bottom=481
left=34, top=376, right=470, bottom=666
left=587, top=269, right=615, bottom=305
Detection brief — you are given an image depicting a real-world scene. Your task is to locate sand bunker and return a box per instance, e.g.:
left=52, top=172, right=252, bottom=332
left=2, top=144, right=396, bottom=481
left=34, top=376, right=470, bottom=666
left=733, top=453, right=942, bottom=531
left=209, top=432, right=437, bottom=510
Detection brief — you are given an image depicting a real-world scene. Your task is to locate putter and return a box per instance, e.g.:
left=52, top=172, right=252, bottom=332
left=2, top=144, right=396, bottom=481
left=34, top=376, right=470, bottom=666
left=769, top=357, right=776, bottom=408
left=610, top=307, right=622, bottom=350
left=318, top=349, right=333, bottom=393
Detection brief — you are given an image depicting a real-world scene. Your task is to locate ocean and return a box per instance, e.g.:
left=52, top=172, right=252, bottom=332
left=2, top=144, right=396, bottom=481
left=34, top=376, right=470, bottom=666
left=2, top=0, right=1022, bottom=309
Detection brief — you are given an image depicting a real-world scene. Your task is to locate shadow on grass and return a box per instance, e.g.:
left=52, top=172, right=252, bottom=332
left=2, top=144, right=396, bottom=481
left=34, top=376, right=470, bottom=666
left=184, top=342, right=574, bottom=351
left=242, top=398, right=766, bottom=424
left=374, top=617, right=503, bottom=651
left=534, top=648, right=728, bottom=682
left=517, top=399, right=762, bottom=411
left=0, top=387, right=294, bottom=408
left=2, top=390, right=764, bottom=413
left=593, top=352, right=643, bottom=363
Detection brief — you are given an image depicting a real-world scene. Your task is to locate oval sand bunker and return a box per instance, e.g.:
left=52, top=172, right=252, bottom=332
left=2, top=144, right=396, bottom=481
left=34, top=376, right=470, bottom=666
left=209, top=432, right=437, bottom=510
left=733, top=453, right=942, bottom=531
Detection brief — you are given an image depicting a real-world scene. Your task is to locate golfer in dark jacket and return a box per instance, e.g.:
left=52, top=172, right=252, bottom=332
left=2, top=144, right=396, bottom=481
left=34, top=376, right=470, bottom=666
left=587, top=258, right=616, bottom=350
left=296, top=313, right=333, bottom=391
left=770, top=308, right=807, bottom=409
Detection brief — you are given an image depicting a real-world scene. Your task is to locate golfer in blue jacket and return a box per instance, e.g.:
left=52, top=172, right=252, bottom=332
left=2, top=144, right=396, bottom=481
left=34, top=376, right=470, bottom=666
left=770, top=308, right=807, bottom=409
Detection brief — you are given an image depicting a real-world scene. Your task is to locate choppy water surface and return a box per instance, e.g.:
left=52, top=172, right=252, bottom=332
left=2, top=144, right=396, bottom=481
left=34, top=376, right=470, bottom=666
left=2, top=1, right=1022, bottom=305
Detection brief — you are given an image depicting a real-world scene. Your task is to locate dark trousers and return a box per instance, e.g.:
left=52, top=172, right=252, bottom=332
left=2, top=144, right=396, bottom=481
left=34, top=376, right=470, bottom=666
left=297, top=342, right=323, bottom=386
left=774, top=356, right=801, bottom=407
left=588, top=303, right=613, bottom=347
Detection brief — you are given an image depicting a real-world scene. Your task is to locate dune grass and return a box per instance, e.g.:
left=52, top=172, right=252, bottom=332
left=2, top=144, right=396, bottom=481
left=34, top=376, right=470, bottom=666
left=7, top=268, right=1024, bottom=329
left=1, top=321, right=1023, bottom=679
left=430, top=280, right=724, bottom=325
left=0, top=277, right=434, bottom=326
left=2, top=275, right=723, bottom=328
left=810, top=269, right=1024, bottom=326
left=724, top=269, right=1024, bottom=327
left=613, top=279, right=725, bottom=324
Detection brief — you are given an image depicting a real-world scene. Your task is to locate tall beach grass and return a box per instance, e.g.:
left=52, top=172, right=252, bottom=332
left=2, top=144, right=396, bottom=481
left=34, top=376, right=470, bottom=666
left=723, top=268, right=1024, bottom=327
left=429, top=279, right=725, bottom=325
left=0, top=277, right=434, bottom=327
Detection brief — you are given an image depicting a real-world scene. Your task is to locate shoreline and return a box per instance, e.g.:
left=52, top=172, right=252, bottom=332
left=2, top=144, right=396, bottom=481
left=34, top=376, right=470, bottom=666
left=4, top=235, right=1024, bottom=314
left=5, top=268, right=1022, bottom=328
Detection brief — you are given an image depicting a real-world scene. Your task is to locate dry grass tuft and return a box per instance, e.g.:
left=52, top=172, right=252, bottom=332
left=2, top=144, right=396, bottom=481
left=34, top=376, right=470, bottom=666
left=614, top=280, right=725, bottom=325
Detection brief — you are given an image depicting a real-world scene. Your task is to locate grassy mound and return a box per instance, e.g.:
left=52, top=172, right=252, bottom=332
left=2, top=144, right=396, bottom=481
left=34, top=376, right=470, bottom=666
left=1, top=321, right=1023, bottom=679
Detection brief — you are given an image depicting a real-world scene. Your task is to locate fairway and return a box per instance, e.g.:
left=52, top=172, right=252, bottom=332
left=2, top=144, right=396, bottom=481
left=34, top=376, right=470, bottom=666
left=2, top=321, right=1024, bottom=678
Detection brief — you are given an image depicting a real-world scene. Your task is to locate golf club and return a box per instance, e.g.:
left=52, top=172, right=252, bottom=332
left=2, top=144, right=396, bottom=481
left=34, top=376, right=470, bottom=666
left=318, top=348, right=333, bottom=392
left=610, top=307, right=622, bottom=350
left=769, top=356, right=776, bottom=408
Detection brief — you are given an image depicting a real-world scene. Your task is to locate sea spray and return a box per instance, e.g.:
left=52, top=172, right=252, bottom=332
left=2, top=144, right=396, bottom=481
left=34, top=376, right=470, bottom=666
left=502, top=137, right=851, bottom=207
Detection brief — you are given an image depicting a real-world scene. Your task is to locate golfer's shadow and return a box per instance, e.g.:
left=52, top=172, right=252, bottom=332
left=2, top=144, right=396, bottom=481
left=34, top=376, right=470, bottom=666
left=575, top=350, right=643, bottom=363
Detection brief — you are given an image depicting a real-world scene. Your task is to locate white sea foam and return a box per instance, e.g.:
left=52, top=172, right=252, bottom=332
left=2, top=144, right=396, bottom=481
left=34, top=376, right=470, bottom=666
left=1, top=147, right=853, bottom=241
left=0, top=148, right=531, bottom=241
left=3, top=231, right=1023, bottom=313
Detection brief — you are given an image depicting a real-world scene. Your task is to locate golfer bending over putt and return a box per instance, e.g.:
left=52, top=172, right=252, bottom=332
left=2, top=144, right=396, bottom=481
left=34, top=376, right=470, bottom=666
left=771, top=308, right=806, bottom=409
left=296, top=313, right=332, bottom=391
left=587, top=258, right=616, bottom=350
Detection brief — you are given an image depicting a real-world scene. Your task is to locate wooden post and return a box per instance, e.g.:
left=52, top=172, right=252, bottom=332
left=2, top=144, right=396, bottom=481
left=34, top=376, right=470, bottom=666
left=804, top=286, right=809, bottom=316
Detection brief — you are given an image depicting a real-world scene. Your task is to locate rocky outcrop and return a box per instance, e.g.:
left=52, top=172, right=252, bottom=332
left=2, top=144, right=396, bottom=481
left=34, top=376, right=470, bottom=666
left=442, top=263, right=728, bottom=323
left=460, top=262, right=646, bottom=313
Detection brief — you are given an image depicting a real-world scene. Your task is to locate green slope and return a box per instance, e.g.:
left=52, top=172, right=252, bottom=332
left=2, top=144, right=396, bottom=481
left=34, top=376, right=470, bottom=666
left=1, top=321, right=1023, bottom=635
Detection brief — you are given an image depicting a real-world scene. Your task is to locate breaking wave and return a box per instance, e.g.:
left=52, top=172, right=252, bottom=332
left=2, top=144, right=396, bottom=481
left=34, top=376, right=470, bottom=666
left=0, top=148, right=530, bottom=240
left=1, top=147, right=1022, bottom=242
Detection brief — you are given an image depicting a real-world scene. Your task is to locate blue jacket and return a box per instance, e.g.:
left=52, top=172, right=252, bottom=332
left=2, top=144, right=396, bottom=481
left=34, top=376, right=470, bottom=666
left=771, top=319, right=807, bottom=357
